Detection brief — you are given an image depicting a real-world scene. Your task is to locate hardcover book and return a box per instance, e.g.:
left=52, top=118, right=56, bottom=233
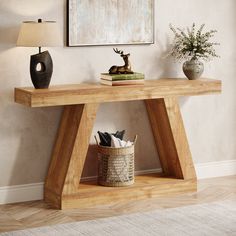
left=100, top=72, right=145, bottom=81
left=100, top=79, right=144, bottom=86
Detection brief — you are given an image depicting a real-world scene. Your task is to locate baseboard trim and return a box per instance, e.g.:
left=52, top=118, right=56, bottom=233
left=0, top=161, right=236, bottom=205
left=195, top=160, right=236, bottom=179
left=0, top=182, right=44, bottom=205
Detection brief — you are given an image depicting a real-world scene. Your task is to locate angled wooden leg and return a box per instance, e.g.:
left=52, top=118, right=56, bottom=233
left=44, top=103, right=99, bottom=209
left=145, top=97, right=196, bottom=180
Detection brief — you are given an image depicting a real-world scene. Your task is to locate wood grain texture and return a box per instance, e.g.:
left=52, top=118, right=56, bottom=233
left=164, top=97, right=196, bottom=180
left=44, top=103, right=99, bottom=209
left=145, top=98, right=196, bottom=180
left=61, top=174, right=197, bottom=209
left=14, top=78, right=221, bottom=107
left=14, top=78, right=221, bottom=210
left=45, top=99, right=197, bottom=209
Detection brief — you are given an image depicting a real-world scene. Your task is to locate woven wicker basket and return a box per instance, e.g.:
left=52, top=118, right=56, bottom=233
left=96, top=136, right=137, bottom=187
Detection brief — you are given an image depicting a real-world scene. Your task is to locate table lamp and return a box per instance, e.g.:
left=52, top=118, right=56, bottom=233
left=17, top=19, right=60, bottom=89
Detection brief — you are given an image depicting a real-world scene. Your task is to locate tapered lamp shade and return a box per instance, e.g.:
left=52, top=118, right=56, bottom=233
left=17, top=20, right=61, bottom=89
left=17, top=21, right=61, bottom=47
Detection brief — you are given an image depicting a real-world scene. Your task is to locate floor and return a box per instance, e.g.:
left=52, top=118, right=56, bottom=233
left=0, top=175, right=236, bottom=233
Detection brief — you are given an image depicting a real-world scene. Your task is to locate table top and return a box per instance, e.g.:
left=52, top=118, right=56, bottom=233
left=14, top=78, right=221, bottom=107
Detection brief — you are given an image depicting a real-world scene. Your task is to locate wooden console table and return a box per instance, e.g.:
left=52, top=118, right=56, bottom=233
left=15, top=78, right=221, bottom=209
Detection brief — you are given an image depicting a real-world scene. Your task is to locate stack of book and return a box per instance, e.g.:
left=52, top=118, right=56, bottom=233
left=100, top=73, right=145, bottom=86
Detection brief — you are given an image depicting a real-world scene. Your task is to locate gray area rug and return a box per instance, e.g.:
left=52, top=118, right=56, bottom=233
left=2, top=200, right=236, bottom=236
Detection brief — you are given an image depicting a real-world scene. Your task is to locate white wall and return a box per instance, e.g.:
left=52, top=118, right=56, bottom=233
left=0, top=0, right=235, bottom=187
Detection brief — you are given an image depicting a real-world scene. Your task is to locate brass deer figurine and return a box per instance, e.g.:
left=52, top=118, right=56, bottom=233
left=109, top=48, right=134, bottom=74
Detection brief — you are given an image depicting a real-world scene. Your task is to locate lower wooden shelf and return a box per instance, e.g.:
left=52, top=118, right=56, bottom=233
left=53, top=174, right=197, bottom=209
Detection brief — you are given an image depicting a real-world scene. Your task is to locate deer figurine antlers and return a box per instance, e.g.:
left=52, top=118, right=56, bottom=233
left=109, top=48, right=134, bottom=74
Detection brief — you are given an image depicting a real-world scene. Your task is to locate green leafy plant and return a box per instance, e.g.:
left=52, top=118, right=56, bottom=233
left=169, top=23, right=220, bottom=61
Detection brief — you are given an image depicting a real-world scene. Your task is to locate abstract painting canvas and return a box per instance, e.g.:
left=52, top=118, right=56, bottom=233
left=67, top=0, right=154, bottom=46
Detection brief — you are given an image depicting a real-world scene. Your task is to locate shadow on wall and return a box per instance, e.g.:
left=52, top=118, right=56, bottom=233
left=82, top=144, right=98, bottom=179
left=4, top=105, right=62, bottom=184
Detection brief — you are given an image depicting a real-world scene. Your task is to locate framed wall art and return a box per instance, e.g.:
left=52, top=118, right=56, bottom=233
left=67, top=0, right=154, bottom=46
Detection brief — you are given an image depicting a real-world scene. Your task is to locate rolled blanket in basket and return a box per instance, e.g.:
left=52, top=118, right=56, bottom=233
left=110, top=135, right=133, bottom=148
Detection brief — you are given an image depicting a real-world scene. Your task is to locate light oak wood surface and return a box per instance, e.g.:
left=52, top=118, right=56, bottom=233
left=15, top=78, right=221, bottom=107
left=61, top=174, right=197, bottom=209
left=44, top=104, right=99, bottom=209
left=145, top=98, right=196, bottom=180
left=14, top=78, right=222, bottom=209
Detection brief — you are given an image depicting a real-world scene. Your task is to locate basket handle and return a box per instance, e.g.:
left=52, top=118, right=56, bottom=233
left=94, top=135, right=99, bottom=145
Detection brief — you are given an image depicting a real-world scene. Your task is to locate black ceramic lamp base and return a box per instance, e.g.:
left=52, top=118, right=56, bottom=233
left=30, top=51, right=53, bottom=89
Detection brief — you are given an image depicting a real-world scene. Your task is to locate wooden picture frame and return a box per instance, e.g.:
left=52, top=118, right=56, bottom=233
left=67, top=0, right=154, bottom=46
